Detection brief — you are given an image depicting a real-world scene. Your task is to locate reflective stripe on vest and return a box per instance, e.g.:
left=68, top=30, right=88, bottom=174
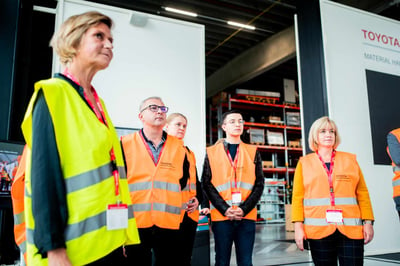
left=182, top=183, right=196, bottom=192
left=14, top=212, right=25, bottom=227
left=393, top=179, right=400, bottom=187
left=132, top=202, right=182, bottom=215
left=304, top=217, right=362, bottom=226
left=129, top=181, right=181, bottom=192
left=304, top=197, right=358, bottom=206
left=66, top=162, right=122, bottom=193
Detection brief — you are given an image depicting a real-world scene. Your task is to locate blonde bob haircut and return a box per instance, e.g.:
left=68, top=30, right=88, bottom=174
left=166, top=113, right=187, bottom=124
left=308, top=116, right=341, bottom=151
left=50, top=11, right=113, bottom=66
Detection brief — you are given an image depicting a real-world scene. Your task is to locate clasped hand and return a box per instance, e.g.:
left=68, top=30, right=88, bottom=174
left=224, top=206, right=244, bottom=220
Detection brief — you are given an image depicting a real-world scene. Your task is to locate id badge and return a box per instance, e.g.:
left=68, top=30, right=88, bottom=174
left=106, top=204, right=128, bottom=230
left=232, top=191, right=242, bottom=205
left=326, top=209, right=343, bottom=223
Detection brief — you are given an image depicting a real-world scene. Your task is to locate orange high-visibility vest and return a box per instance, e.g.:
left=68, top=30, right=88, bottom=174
left=207, top=141, right=257, bottom=222
left=387, top=129, right=400, bottom=200
left=182, top=147, right=199, bottom=223
left=301, top=151, right=373, bottom=239
left=122, top=132, right=186, bottom=229
left=11, top=145, right=29, bottom=265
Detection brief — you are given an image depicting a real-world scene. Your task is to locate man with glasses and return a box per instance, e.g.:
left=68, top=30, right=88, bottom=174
left=121, top=96, right=190, bottom=265
left=202, top=109, right=264, bottom=266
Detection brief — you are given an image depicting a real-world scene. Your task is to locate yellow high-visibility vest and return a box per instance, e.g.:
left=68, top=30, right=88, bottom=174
left=21, top=78, right=140, bottom=265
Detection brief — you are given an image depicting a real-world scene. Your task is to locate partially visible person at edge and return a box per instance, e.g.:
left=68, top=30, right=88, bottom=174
left=387, top=128, right=400, bottom=219
left=121, top=97, right=190, bottom=266
left=202, top=110, right=264, bottom=266
left=165, top=113, right=209, bottom=266
left=292, top=116, right=374, bottom=266
left=19, top=11, right=140, bottom=266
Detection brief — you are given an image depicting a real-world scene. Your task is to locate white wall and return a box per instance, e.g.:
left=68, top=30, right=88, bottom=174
left=320, top=0, right=400, bottom=254
left=54, top=0, right=206, bottom=172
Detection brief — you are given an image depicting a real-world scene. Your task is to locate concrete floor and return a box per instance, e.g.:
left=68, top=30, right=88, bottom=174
left=209, top=223, right=400, bottom=266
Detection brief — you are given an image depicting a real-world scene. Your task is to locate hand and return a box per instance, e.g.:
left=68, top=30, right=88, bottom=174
left=186, top=197, right=199, bottom=214
left=48, top=248, right=72, bottom=266
left=363, top=223, right=374, bottom=244
left=200, top=208, right=210, bottom=215
left=232, top=207, right=244, bottom=220
left=224, top=207, right=236, bottom=220
left=294, top=222, right=306, bottom=251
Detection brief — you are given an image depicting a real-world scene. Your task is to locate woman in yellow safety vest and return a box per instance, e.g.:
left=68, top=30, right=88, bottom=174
left=292, top=116, right=374, bottom=266
left=20, top=11, right=139, bottom=266
left=165, top=113, right=209, bottom=266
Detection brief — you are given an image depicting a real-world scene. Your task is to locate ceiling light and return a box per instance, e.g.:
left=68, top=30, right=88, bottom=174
left=164, top=7, right=198, bottom=17
left=227, top=21, right=256, bottom=31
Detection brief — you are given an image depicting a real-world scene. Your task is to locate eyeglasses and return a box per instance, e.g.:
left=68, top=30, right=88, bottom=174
left=225, top=119, right=245, bottom=125
left=140, top=104, right=169, bottom=113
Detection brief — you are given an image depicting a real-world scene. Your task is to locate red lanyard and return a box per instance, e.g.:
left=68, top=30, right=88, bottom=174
left=317, top=150, right=336, bottom=206
left=139, top=130, right=165, bottom=165
left=227, top=146, right=239, bottom=189
left=63, top=70, right=120, bottom=199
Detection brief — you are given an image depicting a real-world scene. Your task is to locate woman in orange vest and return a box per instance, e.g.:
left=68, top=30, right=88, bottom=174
left=386, top=128, right=400, bottom=219
left=165, top=113, right=208, bottom=266
left=292, top=116, right=374, bottom=266
left=202, top=110, right=264, bottom=266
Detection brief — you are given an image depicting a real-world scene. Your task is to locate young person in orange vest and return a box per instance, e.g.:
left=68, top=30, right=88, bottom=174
left=292, top=116, right=374, bottom=265
left=122, top=97, right=190, bottom=266
left=387, top=128, right=400, bottom=219
left=165, top=113, right=209, bottom=266
left=202, top=110, right=264, bottom=266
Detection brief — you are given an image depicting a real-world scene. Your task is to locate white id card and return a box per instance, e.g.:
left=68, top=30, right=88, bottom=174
left=106, top=204, right=128, bottom=230
left=232, top=191, right=242, bottom=205
left=326, top=209, right=343, bottom=223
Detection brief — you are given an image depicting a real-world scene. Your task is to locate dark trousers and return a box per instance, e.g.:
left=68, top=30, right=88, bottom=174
left=124, top=226, right=180, bottom=266
left=212, top=219, right=255, bottom=266
left=308, top=230, right=364, bottom=266
left=179, top=213, right=198, bottom=266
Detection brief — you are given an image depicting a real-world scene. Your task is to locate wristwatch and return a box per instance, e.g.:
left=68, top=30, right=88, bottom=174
left=363, top=220, right=374, bottom=225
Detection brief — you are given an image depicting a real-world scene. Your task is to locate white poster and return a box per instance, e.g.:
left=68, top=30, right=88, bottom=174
left=55, top=0, right=206, bottom=172
left=320, top=0, right=400, bottom=254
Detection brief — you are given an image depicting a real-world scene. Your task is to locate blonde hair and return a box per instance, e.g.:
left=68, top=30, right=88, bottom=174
left=50, top=11, right=113, bottom=65
left=308, top=116, right=341, bottom=151
left=166, top=113, right=187, bottom=124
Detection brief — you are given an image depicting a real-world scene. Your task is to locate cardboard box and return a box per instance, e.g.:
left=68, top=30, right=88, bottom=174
left=249, top=128, right=265, bottom=144
left=285, top=204, right=294, bottom=231
left=262, top=161, right=274, bottom=169
left=236, top=89, right=281, bottom=98
left=269, top=116, right=283, bottom=124
left=266, top=130, right=284, bottom=145
left=286, top=112, right=300, bottom=126
left=288, top=140, right=301, bottom=147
